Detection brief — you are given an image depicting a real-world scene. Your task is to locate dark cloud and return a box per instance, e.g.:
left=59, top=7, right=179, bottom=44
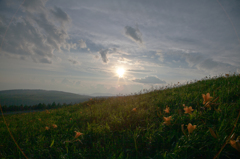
left=68, top=59, right=79, bottom=65
left=124, top=26, right=143, bottom=44
left=50, top=6, right=71, bottom=23
left=99, top=49, right=109, bottom=63
left=132, top=76, right=166, bottom=84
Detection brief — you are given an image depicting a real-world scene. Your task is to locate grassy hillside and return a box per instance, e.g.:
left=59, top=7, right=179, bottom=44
left=0, top=74, right=240, bottom=159
left=0, top=90, right=92, bottom=106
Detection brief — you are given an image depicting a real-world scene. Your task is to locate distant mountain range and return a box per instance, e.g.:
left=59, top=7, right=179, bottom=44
left=0, top=89, right=92, bottom=106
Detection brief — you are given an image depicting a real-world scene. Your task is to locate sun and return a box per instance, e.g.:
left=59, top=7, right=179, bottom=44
left=116, top=68, right=125, bottom=78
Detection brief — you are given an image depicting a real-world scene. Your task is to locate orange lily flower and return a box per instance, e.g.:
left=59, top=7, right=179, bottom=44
left=202, top=93, right=213, bottom=104
left=229, top=140, right=240, bottom=152
left=74, top=131, right=84, bottom=138
left=132, top=108, right=137, bottom=112
left=52, top=124, right=57, bottom=128
left=164, top=106, right=170, bottom=113
left=187, top=123, right=196, bottom=134
left=45, top=126, right=50, bottom=130
left=163, top=116, right=172, bottom=126
left=183, top=106, right=194, bottom=114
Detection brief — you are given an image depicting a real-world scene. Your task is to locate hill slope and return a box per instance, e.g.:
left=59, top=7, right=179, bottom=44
left=0, top=89, right=92, bottom=106
left=1, top=75, right=240, bottom=158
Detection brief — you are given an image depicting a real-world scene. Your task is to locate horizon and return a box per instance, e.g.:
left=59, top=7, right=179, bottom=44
left=0, top=0, right=240, bottom=96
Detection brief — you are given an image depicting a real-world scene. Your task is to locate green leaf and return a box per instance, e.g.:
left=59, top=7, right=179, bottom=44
left=50, top=139, right=54, bottom=147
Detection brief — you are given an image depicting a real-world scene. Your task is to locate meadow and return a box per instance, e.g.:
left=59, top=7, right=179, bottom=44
left=0, top=74, right=240, bottom=159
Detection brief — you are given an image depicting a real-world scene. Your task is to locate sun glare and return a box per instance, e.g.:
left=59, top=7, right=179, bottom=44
left=117, top=68, right=125, bottom=78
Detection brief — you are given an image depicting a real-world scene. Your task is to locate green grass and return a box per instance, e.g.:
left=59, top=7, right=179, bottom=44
left=1, top=74, right=240, bottom=159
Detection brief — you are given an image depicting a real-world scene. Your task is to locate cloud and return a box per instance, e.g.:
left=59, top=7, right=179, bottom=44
left=68, top=59, right=79, bottom=65
left=40, top=57, right=52, bottom=64
left=0, top=1, right=76, bottom=64
left=78, top=39, right=87, bottom=48
left=156, top=51, right=164, bottom=62
left=22, top=0, right=47, bottom=13
left=128, top=69, right=152, bottom=73
left=184, top=53, right=237, bottom=74
left=50, top=6, right=71, bottom=23
left=132, top=76, right=166, bottom=84
left=99, top=49, right=109, bottom=63
left=124, top=26, right=143, bottom=44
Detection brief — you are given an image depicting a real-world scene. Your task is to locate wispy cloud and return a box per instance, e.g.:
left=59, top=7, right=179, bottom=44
left=99, top=49, right=109, bottom=64
left=132, top=76, right=166, bottom=84
left=78, top=39, right=87, bottom=49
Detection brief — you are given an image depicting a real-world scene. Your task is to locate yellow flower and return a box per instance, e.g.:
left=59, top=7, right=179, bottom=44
left=45, top=126, right=50, bottom=130
left=163, top=116, right=172, bottom=126
left=132, top=108, right=137, bottom=112
left=52, top=124, right=57, bottom=128
left=164, top=106, right=170, bottom=113
left=202, top=93, right=213, bottom=104
left=74, top=131, right=84, bottom=138
left=183, top=106, right=194, bottom=114
left=187, top=123, right=196, bottom=134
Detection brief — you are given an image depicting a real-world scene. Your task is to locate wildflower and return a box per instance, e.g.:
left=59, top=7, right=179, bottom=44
left=205, top=102, right=211, bottom=109
left=183, top=106, right=194, bottom=114
left=70, top=118, right=72, bottom=120
left=46, top=110, right=50, bottom=114
left=225, top=74, right=229, bottom=77
left=38, top=118, right=41, bottom=121
left=74, top=131, right=84, bottom=138
left=164, top=106, right=170, bottom=113
left=52, top=124, right=57, bottom=128
left=229, top=140, right=240, bottom=152
left=202, top=93, right=213, bottom=104
left=45, top=126, right=50, bottom=130
left=132, top=108, right=137, bottom=112
left=187, top=123, right=196, bottom=134
left=183, top=104, right=186, bottom=107
left=163, top=116, right=172, bottom=126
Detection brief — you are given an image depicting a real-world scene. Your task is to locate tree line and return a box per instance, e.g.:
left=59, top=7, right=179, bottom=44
left=1, top=102, right=74, bottom=112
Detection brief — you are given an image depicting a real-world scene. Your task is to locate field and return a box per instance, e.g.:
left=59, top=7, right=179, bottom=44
left=1, top=74, right=240, bottom=159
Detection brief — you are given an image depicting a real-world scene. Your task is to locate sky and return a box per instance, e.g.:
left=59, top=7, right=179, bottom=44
left=0, top=0, right=240, bottom=96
